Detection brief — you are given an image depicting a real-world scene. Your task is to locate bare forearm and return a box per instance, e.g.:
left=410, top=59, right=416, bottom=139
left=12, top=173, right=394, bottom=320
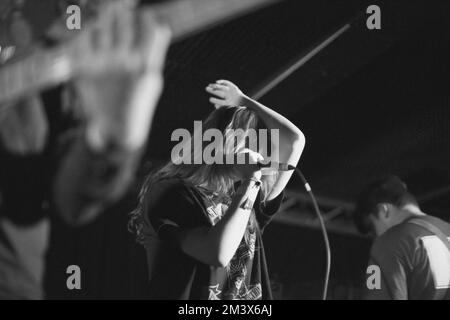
left=211, top=180, right=260, bottom=262
left=206, top=80, right=305, bottom=201
left=240, top=95, right=304, bottom=144
left=207, top=79, right=303, bottom=144
left=180, top=179, right=260, bottom=267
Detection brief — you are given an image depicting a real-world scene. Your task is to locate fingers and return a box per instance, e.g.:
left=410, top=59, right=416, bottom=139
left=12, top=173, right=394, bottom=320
left=88, top=1, right=124, bottom=54
left=254, top=152, right=265, bottom=162
left=236, top=148, right=264, bottom=166
left=208, top=83, right=228, bottom=91
left=209, top=97, right=228, bottom=107
left=250, top=153, right=265, bottom=165
left=205, top=86, right=227, bottom=98
left=113, top=2, right=133, bottom=52
left=216, top=80, right=233, bottom=86
left=93, top=3, right=115, bottom=51
left=137, top=15, right=172, bottom=72
left=239, top=148, right=264, bottom=161
left=236, top=147, right=252, bottom=155
left=77, top=2, right=172, bottom=76
left=206, top=83, right=229, bottom=102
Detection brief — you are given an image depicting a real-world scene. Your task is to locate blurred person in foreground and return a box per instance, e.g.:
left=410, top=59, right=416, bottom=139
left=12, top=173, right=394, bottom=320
left=0, top=1, right=171, bottom=299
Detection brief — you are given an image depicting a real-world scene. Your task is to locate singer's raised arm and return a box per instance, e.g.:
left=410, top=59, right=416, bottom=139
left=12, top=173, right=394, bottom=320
left=206, top=80, right=305, bottom=201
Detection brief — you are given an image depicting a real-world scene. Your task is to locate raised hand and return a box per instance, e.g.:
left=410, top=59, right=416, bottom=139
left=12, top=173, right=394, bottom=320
left=73, top=1, right=171, bottom=151
left=206, top=80, right=246, bottom=108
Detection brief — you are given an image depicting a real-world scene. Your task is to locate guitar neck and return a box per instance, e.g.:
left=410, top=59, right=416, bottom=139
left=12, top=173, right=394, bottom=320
left=0, top=0, right=277, bottom=106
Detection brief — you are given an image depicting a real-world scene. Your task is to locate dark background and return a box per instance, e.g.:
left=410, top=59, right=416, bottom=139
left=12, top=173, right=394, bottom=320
left=26, top=0, right=450, bottom=299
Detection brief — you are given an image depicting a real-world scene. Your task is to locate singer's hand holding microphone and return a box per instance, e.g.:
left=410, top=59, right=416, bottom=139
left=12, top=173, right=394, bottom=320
left=231, top=148, right=295, bottom=182
left=232, top=148, right=263, bottom=181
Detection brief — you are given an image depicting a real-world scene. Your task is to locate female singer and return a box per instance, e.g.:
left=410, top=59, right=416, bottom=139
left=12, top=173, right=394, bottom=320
left=129, top=80, right=305, bottom=300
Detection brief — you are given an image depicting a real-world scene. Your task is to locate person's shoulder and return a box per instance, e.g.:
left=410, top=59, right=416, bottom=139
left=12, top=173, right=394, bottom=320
left=149, top=177, right=194, bottom=197
left=372, top=222, right=420, bottom=254
left=152, top=177, right=184, bottom=189
left=422, top=215, right=450, bottom=235
left=142, top=177, right=202, bottom=215
left=372, top=216, right=447, bottom=253
left=392, top=215, right=450, bottom=239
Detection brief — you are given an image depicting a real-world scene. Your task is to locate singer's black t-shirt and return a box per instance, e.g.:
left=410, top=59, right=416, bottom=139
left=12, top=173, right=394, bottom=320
left=141, top=178, right=283, bottom=300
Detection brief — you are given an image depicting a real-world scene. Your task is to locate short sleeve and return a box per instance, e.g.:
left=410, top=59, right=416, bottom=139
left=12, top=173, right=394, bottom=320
left=143, top=179, right=206, bottom=245
left=255, top=191, right=284, bottom=232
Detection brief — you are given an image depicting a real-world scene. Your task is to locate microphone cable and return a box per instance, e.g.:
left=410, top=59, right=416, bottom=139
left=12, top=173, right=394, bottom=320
left=293, top=167, right=331, bottom=300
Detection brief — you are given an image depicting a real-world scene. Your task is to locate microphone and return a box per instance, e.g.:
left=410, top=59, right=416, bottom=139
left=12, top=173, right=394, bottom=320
left=257, top=161, right=295, bottom=171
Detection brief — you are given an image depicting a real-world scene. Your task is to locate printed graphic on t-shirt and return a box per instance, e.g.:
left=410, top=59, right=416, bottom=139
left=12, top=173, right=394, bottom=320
left=420, top=235, right=450, bottom=289
left=205, top=203, right=262, bottom=300
left=224, top=222, right=260, bottom=300
left=208, top=284, right=222, bottom=300
left=206, top=204, right=223, bottom=225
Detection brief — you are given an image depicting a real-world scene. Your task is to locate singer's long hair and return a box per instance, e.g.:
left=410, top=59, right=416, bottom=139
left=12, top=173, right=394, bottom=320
left=128, top=106, right=277, bottom=244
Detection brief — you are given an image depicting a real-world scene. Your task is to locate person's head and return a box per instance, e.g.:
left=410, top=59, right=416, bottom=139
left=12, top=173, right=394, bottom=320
left=165, top=105, right=273, bottom=194
left=129, top=106, right=277, bottom=243
left=354, top=175, right=420, bottom=237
